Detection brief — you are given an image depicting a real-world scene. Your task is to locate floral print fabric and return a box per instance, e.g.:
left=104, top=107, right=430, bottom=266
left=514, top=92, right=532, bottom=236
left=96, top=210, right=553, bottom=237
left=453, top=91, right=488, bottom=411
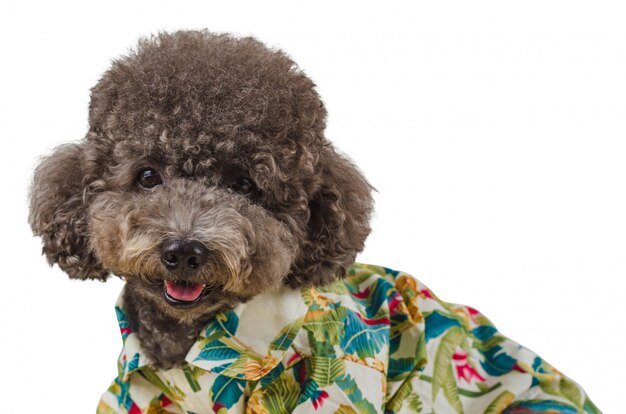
left=97, top=263, right=600, bottom=414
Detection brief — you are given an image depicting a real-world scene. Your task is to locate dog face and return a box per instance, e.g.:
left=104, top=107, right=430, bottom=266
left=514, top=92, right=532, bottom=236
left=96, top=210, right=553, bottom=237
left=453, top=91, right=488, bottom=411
left=29, top=31, right=373, bottom=322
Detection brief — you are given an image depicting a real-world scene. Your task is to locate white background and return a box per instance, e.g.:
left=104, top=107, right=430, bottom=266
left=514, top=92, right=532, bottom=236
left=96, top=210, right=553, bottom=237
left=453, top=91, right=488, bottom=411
left=1, top=1, right=623, bottom=412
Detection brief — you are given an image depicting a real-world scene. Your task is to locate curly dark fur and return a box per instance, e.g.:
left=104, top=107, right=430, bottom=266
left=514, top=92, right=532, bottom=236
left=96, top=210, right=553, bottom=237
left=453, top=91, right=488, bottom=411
left=29, top=30, right=374, bottom=368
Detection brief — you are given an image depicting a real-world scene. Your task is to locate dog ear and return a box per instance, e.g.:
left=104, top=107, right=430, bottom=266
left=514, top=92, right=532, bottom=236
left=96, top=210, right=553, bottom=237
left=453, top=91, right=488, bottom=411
left=29, top=143, right=109, bottom=280
left=289, top=145, right=374, bottom=287
left=88, top=70, right=117, bottom=133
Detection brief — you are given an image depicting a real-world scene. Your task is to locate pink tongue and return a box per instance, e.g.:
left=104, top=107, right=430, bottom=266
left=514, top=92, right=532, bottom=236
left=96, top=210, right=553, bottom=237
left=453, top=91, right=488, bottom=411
left=164, top=281, right=205, bottom=302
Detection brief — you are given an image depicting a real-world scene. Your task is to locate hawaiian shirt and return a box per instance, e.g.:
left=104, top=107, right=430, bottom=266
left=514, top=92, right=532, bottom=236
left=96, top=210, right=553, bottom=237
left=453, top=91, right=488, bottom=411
left=97, top=263, right=600, bottom=414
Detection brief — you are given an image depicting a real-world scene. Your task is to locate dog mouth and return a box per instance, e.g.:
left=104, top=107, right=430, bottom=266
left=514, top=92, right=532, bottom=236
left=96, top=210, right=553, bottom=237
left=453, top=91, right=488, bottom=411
left=132, top=275, right=240, bottom=308
left=157, top=279, right=223, bottom=307
left=163, top=280, right=206, bottom=305
left=128, top=276, right=249, bottom=312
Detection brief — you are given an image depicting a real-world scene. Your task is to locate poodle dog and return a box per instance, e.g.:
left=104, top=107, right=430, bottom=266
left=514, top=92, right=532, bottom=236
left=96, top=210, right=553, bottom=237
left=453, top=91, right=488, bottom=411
left=29, top=31, right=598, bottom=414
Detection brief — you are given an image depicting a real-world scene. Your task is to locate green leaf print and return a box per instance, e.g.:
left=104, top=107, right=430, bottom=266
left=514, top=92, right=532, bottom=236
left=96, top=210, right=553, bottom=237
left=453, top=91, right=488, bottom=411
left=432, top=327, right=465, bottom=409
left=385, top=372, right=414, bottom=413
left=335, top=374, right=378, bottom=414
left=388, top=357, right=419, bottom=382
left=195, top=339, right=241, bottom=362
left=304, top=306, right=348, bottom=345
left=182, top=365, right=201, bottom=392
left=261, top=373, right=300, bottom=413
left=345, top=267, right=383, bottom=287
left=470, top=333, right=507, bottom=352
left=385, top=371, right=423, bottom=414
left=317, top=280, right=351, bottom=296
left=307, top=329, right=337, bottom=356
left=309, top=356, right=346, bottom=387
left=270, top=316, right=304, bottom=351
left=483, top=390, right=515, bottom=414
left=538, top=374, right=561, bottom=397
left=559, top=377, right=583, bottom=409
left=211, top=354, right=251, bottom=379
left=202, top=310, right=239, bottom=340
left=140, top=368, right=186, bottom=402
left=210, top=375, right=246, bottom=409
left=442, top=364, right=463, bottom=414
left=406, top=393, right=423, bottom=413
left=583, top=395, right=602, bottom=413
left=341, top=309, right=389, bottom=359
left=334, top=405, right=359, bottom=414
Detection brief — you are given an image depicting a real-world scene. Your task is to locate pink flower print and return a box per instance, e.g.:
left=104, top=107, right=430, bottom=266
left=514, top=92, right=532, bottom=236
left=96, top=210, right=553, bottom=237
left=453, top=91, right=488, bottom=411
left=312, top=390, right=329, bottom=410
left=452, top=351, right=485, bottom=383
left=466, top=306, right=482, bottom=324
left=420, top=288, right=433, bottom=299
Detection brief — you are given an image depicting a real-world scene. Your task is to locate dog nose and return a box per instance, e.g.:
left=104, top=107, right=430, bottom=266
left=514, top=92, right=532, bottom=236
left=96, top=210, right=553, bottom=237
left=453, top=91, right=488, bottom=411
left=160, top=240, right=208, bottom=275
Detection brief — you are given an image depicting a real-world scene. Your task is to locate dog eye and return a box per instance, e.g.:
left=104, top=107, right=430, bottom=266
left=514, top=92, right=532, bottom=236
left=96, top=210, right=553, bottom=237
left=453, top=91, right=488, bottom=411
left=137, top=168, right=162, bottom=188
left=230, top=177, right=256, bottom=195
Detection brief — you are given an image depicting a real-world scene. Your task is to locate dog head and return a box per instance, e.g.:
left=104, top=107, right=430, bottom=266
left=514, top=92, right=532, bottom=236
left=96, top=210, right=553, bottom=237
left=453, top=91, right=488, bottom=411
left=29, top=30, right=373, bottom=322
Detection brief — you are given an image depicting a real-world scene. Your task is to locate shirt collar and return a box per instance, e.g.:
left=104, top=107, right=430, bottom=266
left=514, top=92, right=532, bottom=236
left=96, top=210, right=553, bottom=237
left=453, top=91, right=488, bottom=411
left=185, top=286, right=307, bottom=380
left=116, top=285, right=308, bottom=381
left=115, top=264, right=429, bottom=383
left=115, top=293, right=154, bottom=381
